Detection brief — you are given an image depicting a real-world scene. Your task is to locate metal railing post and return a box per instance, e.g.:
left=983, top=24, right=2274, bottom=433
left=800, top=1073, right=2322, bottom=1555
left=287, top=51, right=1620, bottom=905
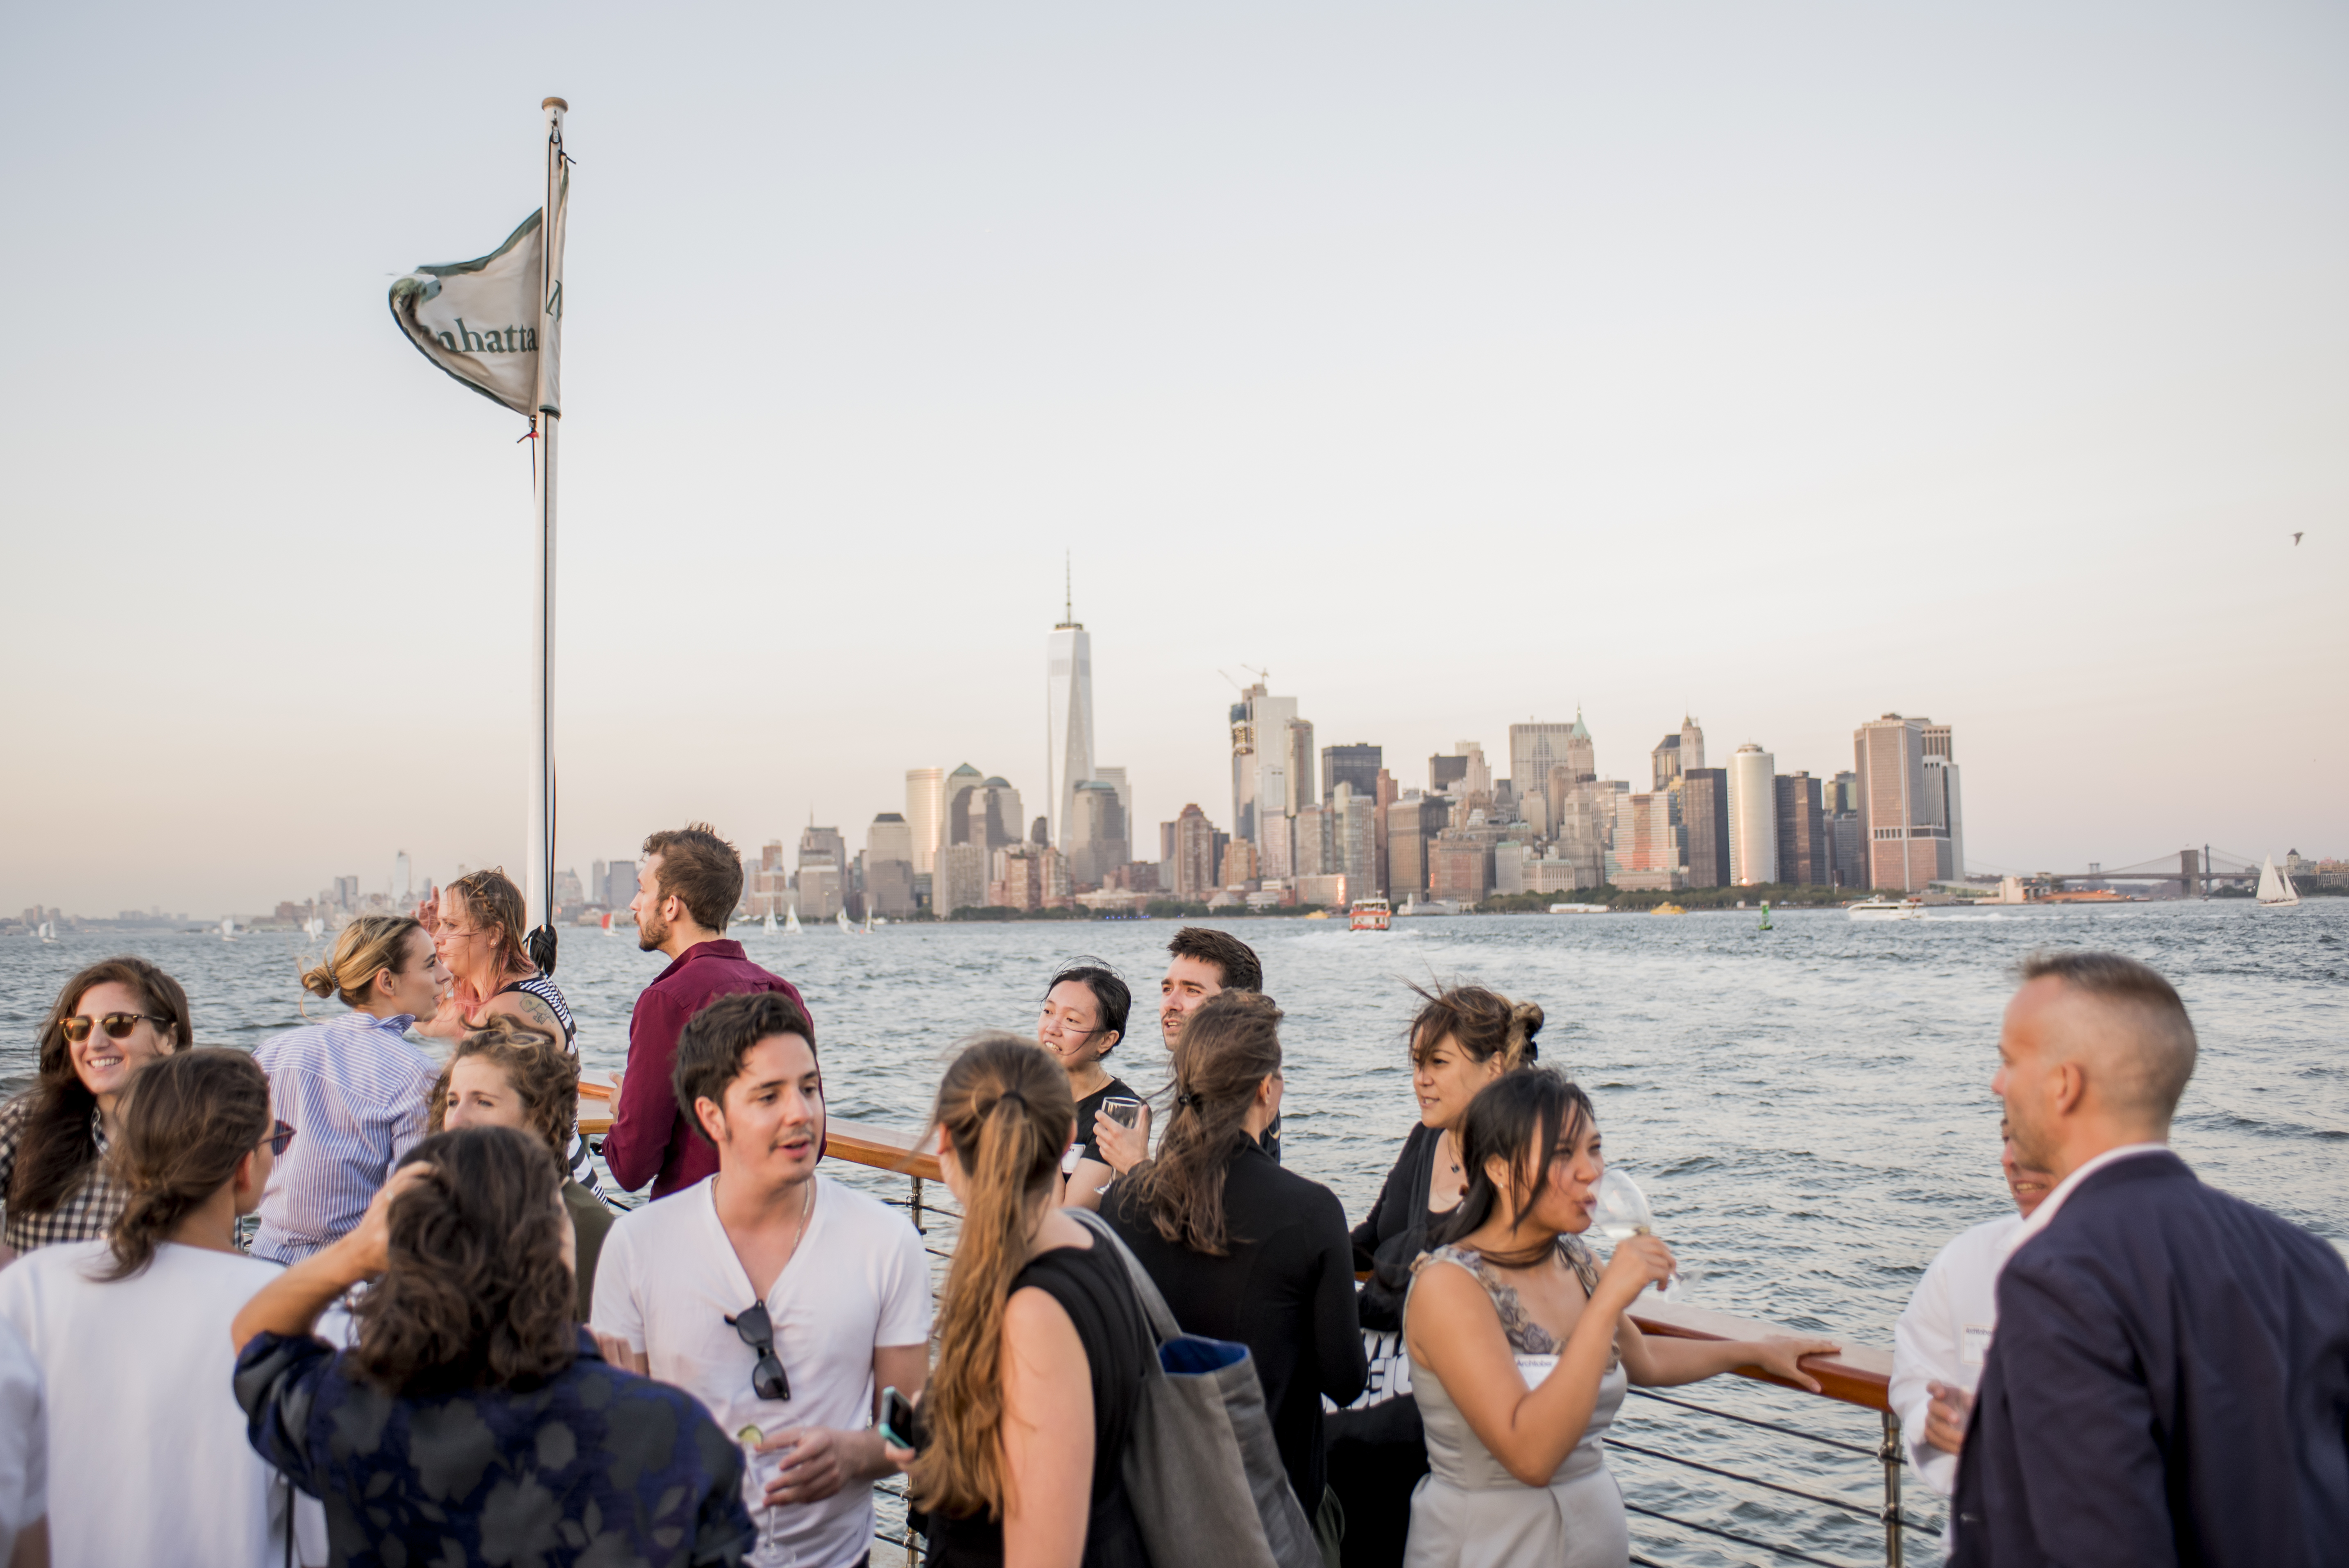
left=1879, top=1410, right=1903, bottom=1567
left=911, top=1175, right=925, bottom=1235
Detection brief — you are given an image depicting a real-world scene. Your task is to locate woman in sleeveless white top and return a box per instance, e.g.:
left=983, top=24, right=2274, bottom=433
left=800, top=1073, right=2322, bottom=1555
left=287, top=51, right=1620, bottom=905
left=1400, top=1070, right=1837, bottom=1568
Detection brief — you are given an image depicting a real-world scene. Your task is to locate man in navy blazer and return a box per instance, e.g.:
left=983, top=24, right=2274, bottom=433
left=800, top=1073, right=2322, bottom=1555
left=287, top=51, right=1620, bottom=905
left=1952, top=950, right=2349, bottom=1567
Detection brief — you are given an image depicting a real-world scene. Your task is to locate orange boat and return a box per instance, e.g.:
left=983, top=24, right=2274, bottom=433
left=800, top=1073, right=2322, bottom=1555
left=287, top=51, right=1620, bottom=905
left=1349, top=898, right=1391, bottom=931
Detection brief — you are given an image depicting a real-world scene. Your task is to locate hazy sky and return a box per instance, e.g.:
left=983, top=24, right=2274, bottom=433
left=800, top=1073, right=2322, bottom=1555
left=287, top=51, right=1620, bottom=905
left=5, top=2, right=2344, bottom=918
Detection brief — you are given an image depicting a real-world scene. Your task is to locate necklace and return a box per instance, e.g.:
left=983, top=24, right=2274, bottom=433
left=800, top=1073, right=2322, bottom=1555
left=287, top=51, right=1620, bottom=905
left=1442, top=1128, right=1462, bottom=1176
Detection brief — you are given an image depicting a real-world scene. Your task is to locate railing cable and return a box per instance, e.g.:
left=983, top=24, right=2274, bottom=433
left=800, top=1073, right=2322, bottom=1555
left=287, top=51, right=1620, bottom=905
left=1628, top=1388, right=1879, bottom=1457
left=1621, top=1500, right=1863, bottom=1568
left=1606, top=1438, right=1882, bottom=1519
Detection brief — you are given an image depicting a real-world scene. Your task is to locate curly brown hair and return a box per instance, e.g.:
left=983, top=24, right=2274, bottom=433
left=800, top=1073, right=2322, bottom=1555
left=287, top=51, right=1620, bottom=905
left=350, top=1126, right=576, bottom=1395
left=426, top=1020, right=577, bottom=1160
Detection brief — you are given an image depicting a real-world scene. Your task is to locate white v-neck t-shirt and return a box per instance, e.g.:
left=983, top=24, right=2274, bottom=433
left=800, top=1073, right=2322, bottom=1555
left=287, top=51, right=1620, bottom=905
left=591, top=1172, right=930, bottom=1568
left=0, top=1240, right=328, bottom=1568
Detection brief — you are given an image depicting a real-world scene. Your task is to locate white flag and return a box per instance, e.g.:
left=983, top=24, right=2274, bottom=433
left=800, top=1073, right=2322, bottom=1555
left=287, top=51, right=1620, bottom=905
left=387, top=202, right=562, bottom=417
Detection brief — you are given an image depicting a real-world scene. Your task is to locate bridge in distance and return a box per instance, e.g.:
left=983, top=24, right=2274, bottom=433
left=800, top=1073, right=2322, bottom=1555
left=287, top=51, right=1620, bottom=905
left=2022, top=847, right=2263, bottom=897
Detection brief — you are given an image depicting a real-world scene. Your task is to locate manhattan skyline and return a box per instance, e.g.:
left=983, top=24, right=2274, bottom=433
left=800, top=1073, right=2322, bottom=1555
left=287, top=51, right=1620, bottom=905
left=3, top=3, right=2344, bottom=916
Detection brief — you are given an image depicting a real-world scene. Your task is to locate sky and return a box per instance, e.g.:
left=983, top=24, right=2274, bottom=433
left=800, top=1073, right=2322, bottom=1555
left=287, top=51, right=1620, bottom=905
left=4, top=2, right=2344, bottom=918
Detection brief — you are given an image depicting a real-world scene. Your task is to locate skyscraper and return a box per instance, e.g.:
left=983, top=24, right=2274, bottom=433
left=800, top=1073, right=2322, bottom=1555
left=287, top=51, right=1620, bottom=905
left=1612, top=792, right=1687, bottom=891
left=1045, top=574, right=1093, bottom=851
left=1171, top=804, right=1218, bottom=900
left=1068, top=780, right=1129, bottom=887
left=1921, top=724, right=1964, bottom=881
left=394, top=851, right=412, bottom=902
left=1853, top=714, right=1947, bottom=890
left=1680, top=768, right=1731, bottom=888
left=1651, top=734, right=1682, bottom=791
left=1093, top=767, right=1131, bottom=846
left=1286, top=720, right=1316, bottom=813
left=904, top=768, right=945, bottom=875
left=1679, top=716, right=1705, bottom=773
left=1727, top=744, right=1778, bottom=887
left=865, top=813, right=916, bottom=916
left=1773, top=772, right=1828, bottom=886
left=1227, top=681, right=1300, bottom=865
left=1322, top=743, right=1382, bottom=802
left=1508, top=723, right=1578, bottom=804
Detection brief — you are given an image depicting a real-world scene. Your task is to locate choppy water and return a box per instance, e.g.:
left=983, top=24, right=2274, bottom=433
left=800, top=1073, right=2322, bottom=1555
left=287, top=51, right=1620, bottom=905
left=7, top=901, right=2344, bottom=1566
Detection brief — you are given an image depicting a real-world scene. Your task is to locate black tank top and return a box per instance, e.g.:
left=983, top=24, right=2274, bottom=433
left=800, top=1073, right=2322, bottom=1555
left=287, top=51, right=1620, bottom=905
left=926, top=1238, right=1153, bottom=1568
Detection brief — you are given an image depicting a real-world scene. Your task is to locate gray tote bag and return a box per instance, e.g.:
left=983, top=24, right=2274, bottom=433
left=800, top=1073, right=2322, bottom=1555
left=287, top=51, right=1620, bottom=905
left=1071, top=1210, right=1322, bottom=1568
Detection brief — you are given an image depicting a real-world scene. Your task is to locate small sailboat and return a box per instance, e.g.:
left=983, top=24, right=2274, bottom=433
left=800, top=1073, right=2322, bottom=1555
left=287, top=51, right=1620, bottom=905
left=836, top=906, right=857, bottom=935
left=785, top=904, right=802, bottom=934
left=1758, top=901, right=1774, bottom=931
left=2256, top=856, right=2302, bottom=908
left=302, top=915, right=326, bottom=940
left=37, top=920, right=57, bottom=944
left=763, top=911, right=778, bottom=936
left=599, top=910, right=615, bottom=936
left=219, top=916, right=239, bottom=941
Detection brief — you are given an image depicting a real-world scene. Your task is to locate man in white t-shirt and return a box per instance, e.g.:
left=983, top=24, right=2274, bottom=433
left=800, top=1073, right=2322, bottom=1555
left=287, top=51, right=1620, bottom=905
left=592, top=990, right=928, bottom=1568
left=1889, top=1119, right=2055, bottom=1498
left=0, top=1316, right=42, bottom=1566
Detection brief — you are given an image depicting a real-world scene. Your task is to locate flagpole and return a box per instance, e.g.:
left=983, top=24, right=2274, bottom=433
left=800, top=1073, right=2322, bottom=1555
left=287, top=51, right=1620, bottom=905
left=526, top=97, right=568, bottom=971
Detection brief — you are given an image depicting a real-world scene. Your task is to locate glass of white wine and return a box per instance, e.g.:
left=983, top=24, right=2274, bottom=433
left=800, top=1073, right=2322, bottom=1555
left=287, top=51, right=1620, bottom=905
left=1591, top=1168, right=1686, bottom=1301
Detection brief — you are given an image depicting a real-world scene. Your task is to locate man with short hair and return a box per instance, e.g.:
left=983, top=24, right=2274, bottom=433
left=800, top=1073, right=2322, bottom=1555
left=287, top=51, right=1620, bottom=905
left=592, top=991, right=928, bottom=1568
left=1953, top=951, right=2349, bottom=1567
left=1095, top=926, right=1268, bottom=1172
left=602, top=824, right=809, bottom=1199
left=1889, top=1121, right=2054, bottom=1502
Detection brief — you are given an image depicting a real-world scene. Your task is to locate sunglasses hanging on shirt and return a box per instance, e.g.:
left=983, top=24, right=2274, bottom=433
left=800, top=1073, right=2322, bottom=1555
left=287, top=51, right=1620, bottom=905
left=727, top=1302, right=790, bottom=1402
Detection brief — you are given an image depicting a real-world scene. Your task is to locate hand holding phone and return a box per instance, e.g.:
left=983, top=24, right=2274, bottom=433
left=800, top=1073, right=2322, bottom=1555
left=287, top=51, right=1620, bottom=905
left=878, top=1385, right=927, bottom=1454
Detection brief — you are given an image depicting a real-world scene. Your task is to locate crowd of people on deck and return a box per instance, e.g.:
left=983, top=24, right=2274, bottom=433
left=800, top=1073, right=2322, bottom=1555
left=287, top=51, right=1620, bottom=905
left=0, top=821, right=2342, bottom=1568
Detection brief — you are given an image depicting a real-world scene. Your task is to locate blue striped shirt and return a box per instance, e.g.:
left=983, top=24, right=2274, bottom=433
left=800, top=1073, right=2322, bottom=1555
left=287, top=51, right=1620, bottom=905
left=252, top=1011, right=438, bottom=1264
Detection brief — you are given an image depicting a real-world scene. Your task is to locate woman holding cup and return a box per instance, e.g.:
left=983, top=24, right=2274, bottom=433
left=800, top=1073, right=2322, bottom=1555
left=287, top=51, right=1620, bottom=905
left=1035, top=961, right=1139, bottom=1211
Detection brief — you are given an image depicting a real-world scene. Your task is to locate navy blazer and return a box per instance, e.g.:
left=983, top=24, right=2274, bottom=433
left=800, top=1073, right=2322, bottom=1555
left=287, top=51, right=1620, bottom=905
left=1950, top=1149, right=2349, bottom=1568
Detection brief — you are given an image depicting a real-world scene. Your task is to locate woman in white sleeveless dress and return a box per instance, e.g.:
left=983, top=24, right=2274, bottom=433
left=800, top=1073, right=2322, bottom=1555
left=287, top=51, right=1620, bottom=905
left=1401, top=1070, right=1836, bottom=1568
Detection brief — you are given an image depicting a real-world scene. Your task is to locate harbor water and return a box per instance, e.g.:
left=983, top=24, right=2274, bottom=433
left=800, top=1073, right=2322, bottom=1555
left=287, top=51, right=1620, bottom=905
left=5, top=900, right=2343, bottom=1564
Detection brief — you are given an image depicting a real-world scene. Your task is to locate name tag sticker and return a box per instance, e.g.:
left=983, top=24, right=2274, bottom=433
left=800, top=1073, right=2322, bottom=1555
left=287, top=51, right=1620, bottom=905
left=1516, top=1353, right=1558, bottom=1389
left=1961, top=1324, right=1994, bottom=1369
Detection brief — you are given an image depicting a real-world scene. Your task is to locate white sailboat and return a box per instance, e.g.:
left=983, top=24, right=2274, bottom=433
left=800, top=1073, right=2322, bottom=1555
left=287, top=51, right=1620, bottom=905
left=785, top=904, right=802, bottom=934
left=763, top=911, right=778, bottom=936
left=836, top=906, right=856, bottom=935
left=302, top=915, right=326, bottom=940
left=219, top=917, right=239, bottom=941
left=37, top=920, right=57, bottom=944
left=2256, top=856, right=2302, bottom=907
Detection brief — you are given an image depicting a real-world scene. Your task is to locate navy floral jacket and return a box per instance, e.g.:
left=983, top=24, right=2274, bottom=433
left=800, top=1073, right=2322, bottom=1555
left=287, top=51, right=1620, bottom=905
left=237, top=1328, right=755, bottom=1568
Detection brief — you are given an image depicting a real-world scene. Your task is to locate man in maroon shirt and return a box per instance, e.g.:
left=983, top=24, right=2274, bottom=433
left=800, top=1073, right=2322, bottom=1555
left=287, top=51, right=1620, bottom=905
left=601, top=823, right=807, bottom=1198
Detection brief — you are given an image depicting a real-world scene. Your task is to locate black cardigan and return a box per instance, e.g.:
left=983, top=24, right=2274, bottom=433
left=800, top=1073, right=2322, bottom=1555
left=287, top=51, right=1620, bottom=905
left=1104, top=1141, right=1367, bottom=1510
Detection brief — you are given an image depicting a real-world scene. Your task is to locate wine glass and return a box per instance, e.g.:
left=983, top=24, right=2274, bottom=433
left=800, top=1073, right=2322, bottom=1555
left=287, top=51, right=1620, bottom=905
left=1591, top=1168, right=1685, bottom=1301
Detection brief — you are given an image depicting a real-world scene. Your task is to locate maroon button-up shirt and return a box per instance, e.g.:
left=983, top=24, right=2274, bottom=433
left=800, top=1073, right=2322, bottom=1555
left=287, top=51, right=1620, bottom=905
left=601, top=939, right=807, bottom=1198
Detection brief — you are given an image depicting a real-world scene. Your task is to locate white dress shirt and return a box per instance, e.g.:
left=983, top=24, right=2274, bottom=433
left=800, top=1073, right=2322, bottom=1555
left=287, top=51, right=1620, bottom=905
left=2001, top=1142, right=2172, bottom=1262
left=1891, top=1212, right=2022, bottom=1497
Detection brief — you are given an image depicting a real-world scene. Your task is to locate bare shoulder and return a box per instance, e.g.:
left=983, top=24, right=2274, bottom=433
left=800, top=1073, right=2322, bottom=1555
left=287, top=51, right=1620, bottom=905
left=485, top=988, right=564, bottom=1037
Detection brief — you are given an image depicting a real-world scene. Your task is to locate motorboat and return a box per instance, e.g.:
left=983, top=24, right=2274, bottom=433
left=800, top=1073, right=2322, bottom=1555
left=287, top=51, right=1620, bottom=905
left=1549, top=903, right=1611, bottom=914
left=1349, top=898, right=1391, bottom=931
left=2256, top=856, right=2302, bottom=908
left=1848, top=898, right=1925, bottom=921
left=1651, top=903, right=1687, bottom=916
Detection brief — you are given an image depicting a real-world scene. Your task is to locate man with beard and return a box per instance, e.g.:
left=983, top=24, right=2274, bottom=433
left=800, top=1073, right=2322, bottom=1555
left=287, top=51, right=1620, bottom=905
left=601, top=823, right=808, bottom=1199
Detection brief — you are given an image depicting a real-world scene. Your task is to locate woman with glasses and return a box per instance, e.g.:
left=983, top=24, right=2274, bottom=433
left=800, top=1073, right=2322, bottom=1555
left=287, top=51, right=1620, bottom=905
left=0, top=1049, right=326, bottom=1567
left=1036, top=961, right=1135, bottom=1211
left=234, top=1125, right=754, bottom=1568
left=430, top=1019, right=614, bottom=1321
left=0, top=956, right=191, bottom=1260
left=250, top=916, right=447, bottom=1263
left=419, top=867, right=605, bottom=1200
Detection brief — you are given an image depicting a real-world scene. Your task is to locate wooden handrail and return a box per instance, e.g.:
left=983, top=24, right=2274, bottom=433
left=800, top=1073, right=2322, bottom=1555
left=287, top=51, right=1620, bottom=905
left=578, top=1100, right=1886, bottom=1410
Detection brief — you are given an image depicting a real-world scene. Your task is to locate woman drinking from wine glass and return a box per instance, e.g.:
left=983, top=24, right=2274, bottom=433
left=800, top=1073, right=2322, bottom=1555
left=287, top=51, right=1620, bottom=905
left=1402, top=1070, right=1835, bottom=1568
left=1036, top=961, right=1137, bottom=1210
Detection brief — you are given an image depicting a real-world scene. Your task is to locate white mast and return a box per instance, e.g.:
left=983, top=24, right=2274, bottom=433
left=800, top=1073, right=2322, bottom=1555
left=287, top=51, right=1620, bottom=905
left=526, top=98, right=569, bottom=960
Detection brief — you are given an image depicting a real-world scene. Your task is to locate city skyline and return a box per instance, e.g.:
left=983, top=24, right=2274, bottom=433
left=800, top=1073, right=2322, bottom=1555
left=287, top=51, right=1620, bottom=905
left=5, top=5, right=2344, bottom=915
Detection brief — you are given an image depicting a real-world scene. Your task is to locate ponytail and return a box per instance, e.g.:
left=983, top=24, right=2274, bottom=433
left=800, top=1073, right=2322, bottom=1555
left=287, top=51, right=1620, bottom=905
left=1127, top=990, right=1283, bottom=1257
left=911, top=1034, right=1076, bottom=1521
left=300, top=916, right=424, bottom=1010
left=97, top=1050, right=270, bottom=1281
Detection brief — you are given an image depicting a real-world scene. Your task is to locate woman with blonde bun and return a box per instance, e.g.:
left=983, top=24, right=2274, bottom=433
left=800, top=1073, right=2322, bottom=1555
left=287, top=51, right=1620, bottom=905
left=251, top=916, right=448, bottom=1263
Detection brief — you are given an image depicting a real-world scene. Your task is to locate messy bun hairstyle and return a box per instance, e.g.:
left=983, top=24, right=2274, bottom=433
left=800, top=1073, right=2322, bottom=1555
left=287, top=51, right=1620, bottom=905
left=300, top=916, right=425, bottom=1009
left=1406, top=982, right=1542, bottom=1071
left=912, top=1033, right=1078, bottom=1520
left=98, top=1049, right=270, bottom=1281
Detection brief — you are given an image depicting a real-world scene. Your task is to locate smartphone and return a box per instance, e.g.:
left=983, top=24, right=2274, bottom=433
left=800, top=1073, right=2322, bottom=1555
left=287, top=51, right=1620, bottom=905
left=878, top=1385, right=928, bottom=1453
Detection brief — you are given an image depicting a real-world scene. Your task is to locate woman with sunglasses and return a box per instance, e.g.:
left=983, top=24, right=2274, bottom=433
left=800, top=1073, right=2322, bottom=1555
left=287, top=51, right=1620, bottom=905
left=418, top=867, right=605, bottom=1200
left=250, top=916, right=447, bottom=1263
left=0, top=956, right=192, bottom=1260
left=429, top=1019, right=614, bottom=1321
left=1037, top=961, right=1135, bottom=1212
left=234, top=1125, right=754, bottom=1568
left=0, top=1049, right=326, bottom=1567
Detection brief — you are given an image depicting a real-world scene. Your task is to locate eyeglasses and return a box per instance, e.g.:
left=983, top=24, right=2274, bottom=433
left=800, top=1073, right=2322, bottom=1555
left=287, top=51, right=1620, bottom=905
left=265, top=1121, right=296, bottom=1157
left=61, top=1013, right=171, bottom=1044
left=726, top=1302, right=790, bottom=1402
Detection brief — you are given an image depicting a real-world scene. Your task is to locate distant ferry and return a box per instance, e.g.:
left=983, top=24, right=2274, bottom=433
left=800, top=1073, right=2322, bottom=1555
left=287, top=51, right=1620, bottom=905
left=1849, top=898, right=1925, bottom=921
left=1350, top=898, right=1391, bottom=931
left=1549, top=903, right=1611, bottom=914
